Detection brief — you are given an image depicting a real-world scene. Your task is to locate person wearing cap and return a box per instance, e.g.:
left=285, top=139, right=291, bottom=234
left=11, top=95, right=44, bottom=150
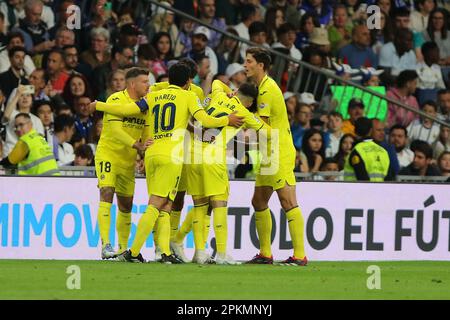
left=309, top=27, right=332, bottom=68
left=283, top=91, right=297, bottom=125
left=337, top=24, right=378, bottom=69
left=299, top=92, right=318, bottom=112
left=197, top=0, right=227, bottom=49
left=226, top=63, right=247, bottom=90
left=344, top=117, right=391, bottom=182
left=342, top=98, right=365, bottom=136
left=185, top=26, right=218, bottom=75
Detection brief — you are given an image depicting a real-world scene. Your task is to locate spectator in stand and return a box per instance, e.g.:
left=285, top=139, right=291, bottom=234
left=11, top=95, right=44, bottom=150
left=283, top=91, right=298, bottom=126
left=308, top=27, right=332, bottom=68
left=317, top=157, right=341, bottom=181
left=399, top=140, right=441, bottom=176
left=144, top=2, right=178, bottom=50
left=376, top=0, right=393, bottom=15
left=47, top=49, right=70, bottom=95
left=0, top=0, right=22, bottom=31
left=268, top=0, right=300, bottom=28
left=437, top=151, right=450, bottom=177
left=0, top=32, right=36, bottom=76
left=416, top=41, right=446, bottom=105
left=301, top=0, right=333, bottom=26
left=73, top=96, right=94, bottom=142
left=295, top=12, right=320, bottom=51
left=193, top=54, right=213, bottom=95
left=6, top=68, right=49, bottom=107
left=264, top=6, right=285, bottom=45
left=389, top=124, right=414, bottom=168
left=173, top=17, right=195, bottom=58
left=62, top=74, right=93, bottom=111
left=342, top=98, right=365, bottom=136
left=272, top=22, right=302, bottom=61
left=291, top=103, right=312, bottom=150
left=16, top=0, right=55, bottom=55
left=325, top=111, right=344, bottom=158
left=53, top=113, right=75, bottom=166
left=370, top=9, right=394, bottom=56
left=432, top=122, right=450, bottom=158
left=197, top=0, right=226, bottom=49
left=371, top=118, right=400, bottom=178
left=0, top=46, right=29, bottom=100
left=422, top=8, right=450, bottom=65
left=41, top=26, right=75, bottom=70
left=328, top=4, right=353, bottom=56
left=301, top=128, right=325, bottom=173
left=437, top=89, right=450, bottom=121
left=407, top=100, right=440, bottom=145
left=151, top=31, right=174, bottom=70
left=338, top=24, right=378, bottom=68
left=343, top=0, right=368, bottom=23
left=34, top=100, right=54, bottom=146
left=234, top=4, right=261, bottom=41
left=80, top=27, right=111, bottom=70
left=87, top=114, right=103, bottom=153
left=105, top=69, right=126, bottom=100
left=333, top=133, right=355, bottom=170
left=48, top=0, right=78, bottom=40
left=240, top=21, right=270, bottom=61
left=117, top=24, right=142, bottom=63
left=62, top=45, right=92, bottom=78
left=379, top=27, right=417, bottom=83
left=185, top=26, right=218, bottom=75
left=0, top=11, right=5, bottom=48
left=72, top=144, right=94, bottom=166
left=387, top=70, right=420, bottom=128
left=226, top=63, right=247, bottom=91
left=410, top=0, right=435, bottom=33
left=2, top=84, right=44, bottom=156
left=216, top=27, right=242, bottom=74
left=91, top=45, right=134, bottom=100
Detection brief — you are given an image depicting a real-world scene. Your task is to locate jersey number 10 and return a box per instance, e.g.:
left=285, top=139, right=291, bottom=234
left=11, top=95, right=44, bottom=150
left=153, top=103, right=176, bottom=133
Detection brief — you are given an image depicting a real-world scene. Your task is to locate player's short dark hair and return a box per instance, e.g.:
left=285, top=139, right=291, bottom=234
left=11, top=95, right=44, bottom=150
left=8, top=46, right=26, bottom=58
left=125, top=67, right=149, bottom=80
left=168, top=63, right=190, bottom=87
left=179, top=57, right=198, bottom=79
left=246, top=47, right=271, bottom=71
left=396, top=70, right=418, bottom=88
left=15, top=113, right=31, bottom=121
left=54, top=114, right=75, bottom=133
left=249, top=21, right=268, bottom=36
left=355, top=117, right=372, bottom=137
left=74, top=144, right=94, bottom=160
left=389, top=124, right=408, bottom=136
left=410, top=140, right=433, bottom=159
left=238, top=82, right=258, bottom=100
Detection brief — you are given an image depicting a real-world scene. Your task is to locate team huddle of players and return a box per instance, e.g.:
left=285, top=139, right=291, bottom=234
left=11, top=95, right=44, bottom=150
left=92, top=47, right=308, bottom=266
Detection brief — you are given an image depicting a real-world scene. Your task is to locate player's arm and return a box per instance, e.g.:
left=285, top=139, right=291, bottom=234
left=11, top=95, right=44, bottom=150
left=349, top=149, right=370, bottom=181
left=257, top=90, right=272, bottom=125
left=107, top=116, right=145, bottom=151
left=149, top=82, right=169, bottom=92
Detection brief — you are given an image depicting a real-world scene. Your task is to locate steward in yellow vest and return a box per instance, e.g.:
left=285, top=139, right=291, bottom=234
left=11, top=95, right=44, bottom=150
left=0, top=113, right=59, bottom=175
left=344, top=117, right=390, bottom=182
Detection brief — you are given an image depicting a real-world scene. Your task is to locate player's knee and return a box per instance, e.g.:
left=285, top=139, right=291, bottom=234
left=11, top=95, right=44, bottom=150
left=100, top=187, right=114, bottom=202
left=252, top=197, right=267, bottom=212
left=118, top=201, right=133, bottom=213
left=280, top=198, right=297, bottom=211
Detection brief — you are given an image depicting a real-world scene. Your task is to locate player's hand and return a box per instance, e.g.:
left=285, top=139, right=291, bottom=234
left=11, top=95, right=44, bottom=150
left=227, top=111, right=244, bottom=128
left=144, top=138, right=154, bottom=148
left=88, top=100, right=98, bottom=114
left=227, top=89, right=238, bottom=98
left=133, top=141, right=147, bottom=153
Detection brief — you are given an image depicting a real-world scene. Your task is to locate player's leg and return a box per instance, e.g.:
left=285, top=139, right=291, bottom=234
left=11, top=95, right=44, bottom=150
left=170, top=191, right=185, bottom=240
left=246, top=185, right=274, bottom=263
left=276, top=184, right=307, bottom=266
left=191, top=195, right=213, bottom=264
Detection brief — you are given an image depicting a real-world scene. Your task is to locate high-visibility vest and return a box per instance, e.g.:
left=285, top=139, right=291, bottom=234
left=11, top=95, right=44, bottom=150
left=18, top=129, right=60, bottom=176
left=344, top=140, right=389, bottom=182
left=245, top=149, right=262, bottom=179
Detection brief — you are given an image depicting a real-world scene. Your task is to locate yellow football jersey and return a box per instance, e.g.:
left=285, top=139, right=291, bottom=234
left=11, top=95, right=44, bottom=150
left=96, top=89, right=148, bottom=169
left=256, top=75, right=296, bottom=159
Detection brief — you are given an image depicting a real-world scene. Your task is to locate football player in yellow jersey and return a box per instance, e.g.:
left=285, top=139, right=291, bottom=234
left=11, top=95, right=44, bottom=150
left=243, top=47, right=307, bottom=266
left=171, top=79, right=271, bottom=264
left=94, top=68, right=151, bottom=260
left=93, top=63, right=244, bottom=263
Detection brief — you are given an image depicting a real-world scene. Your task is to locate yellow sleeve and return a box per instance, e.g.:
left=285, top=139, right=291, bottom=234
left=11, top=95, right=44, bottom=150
left=8, top=140, right=29, bottom=164
left=107, top=118, right=137, bottom=148
left=150, top=82, right=169, bottom=92
left=96, top=101, right=142, bottom=117
left=211, top=80, right=231, bottom=101
left=193, top=109, right=229, bottom=128
left=190, top=83, right=205, bottom=102
left=239, top=105, right=271, bottom=138
left=142, top=124, right=152, bottom=142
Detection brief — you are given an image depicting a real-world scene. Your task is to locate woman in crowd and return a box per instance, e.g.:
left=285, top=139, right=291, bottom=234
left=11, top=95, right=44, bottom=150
left=62, top=74, right=93, bottom=111
left=296, top=12, right=320, bottom=51
left=301, top=128, right=326, bottom=173
left=438, top=151, right=450, bottom=177
left=151, top=31, right=174, bottom=75
left=105, top=69, right=126, bottom=100
left=333, top=133, right=355, bottom=170
left=328, top=4, right=353, bottom=56
left=265, top=7, right=285, bottom=45
left=422, top=8, right=450, bottom=65
left=370, top=9, right=394, bottom=56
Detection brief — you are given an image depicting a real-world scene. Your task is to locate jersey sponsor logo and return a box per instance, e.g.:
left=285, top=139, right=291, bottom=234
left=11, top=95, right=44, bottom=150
left=122, top=117, right=146, bottom=125
left=154, top=132, right=173, bottom=140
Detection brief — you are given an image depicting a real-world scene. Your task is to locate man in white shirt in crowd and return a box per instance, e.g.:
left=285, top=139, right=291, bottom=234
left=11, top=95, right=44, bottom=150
left=437, top=89, right=450, bottom=121
left=233, top=4, right=261, bottom=41
left=53, top=114, right=75, bottom=166
left=407, top=100, right=440, bottom=145
left=389, top=124, right=414, bottom=168
left=325, top=111, right=344, bottom=158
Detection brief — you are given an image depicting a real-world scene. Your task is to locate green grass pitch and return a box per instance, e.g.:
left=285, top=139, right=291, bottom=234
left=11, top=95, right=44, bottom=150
left=1, top=260, right=449, bottom=300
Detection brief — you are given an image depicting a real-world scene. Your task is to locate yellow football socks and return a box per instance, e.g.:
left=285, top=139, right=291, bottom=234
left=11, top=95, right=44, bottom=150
left=116, top=210, right=131, bottom=252
left=170, top=210, right=181, bottom=240
left=204, top=212, right=211, bottom=246
left=98, top=201, right=112, bottom=247
left=174, top=207, right=194, bottom=244
left=285, top=207, right=306, bottom=259
left=255, top=208, right=272, bottom=257
left=213, top=206, right=227, bottom=254
left=157, top=211, right=171, bottom=255
left=130, top=205, right=159, bottom=257
left=192, top=204, right=208, bottom=250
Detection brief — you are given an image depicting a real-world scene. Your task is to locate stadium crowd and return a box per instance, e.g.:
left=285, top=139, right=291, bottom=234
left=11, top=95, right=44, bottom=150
left=0, top=0, right=449, bottom=180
